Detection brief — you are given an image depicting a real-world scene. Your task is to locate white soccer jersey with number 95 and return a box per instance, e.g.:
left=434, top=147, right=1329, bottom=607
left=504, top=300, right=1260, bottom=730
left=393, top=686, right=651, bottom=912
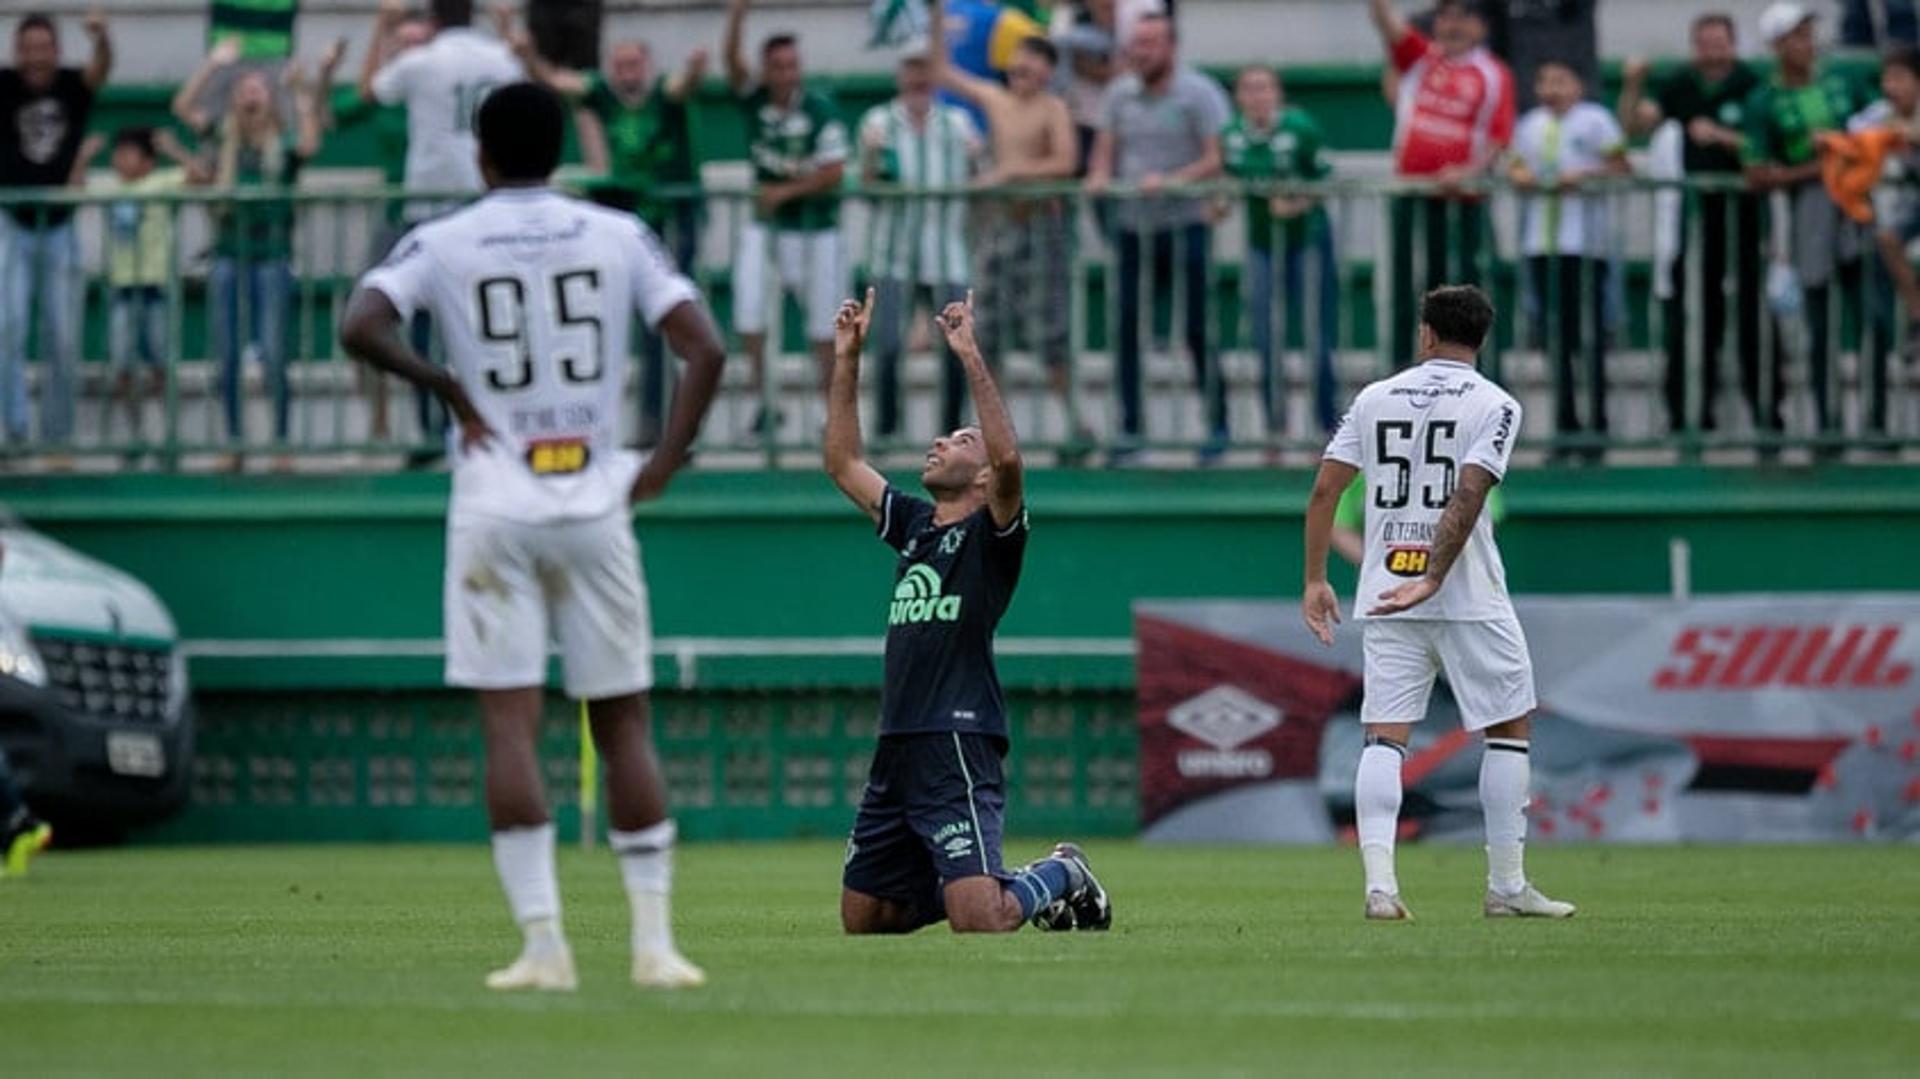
left=359, top=188, right=698, bottom=525
left=1323, top=359, right=1522, bottom=622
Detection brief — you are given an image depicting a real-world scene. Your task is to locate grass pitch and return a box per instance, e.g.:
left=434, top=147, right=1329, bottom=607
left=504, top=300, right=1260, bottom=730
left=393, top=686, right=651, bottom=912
left=3, top=842, right=1915, bottom=1076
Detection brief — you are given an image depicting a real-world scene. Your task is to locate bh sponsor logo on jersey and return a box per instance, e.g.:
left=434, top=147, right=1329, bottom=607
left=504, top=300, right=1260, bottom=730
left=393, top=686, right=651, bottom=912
left=932, top=820, right=975, bottom=860
left=1385, top=546, right=1431, bottom=578
left=889, top=564, right=961, bottom=626
left=1653, top=625, right=1913, bottom=690
left=1168, top=686, right=1281, bottom=779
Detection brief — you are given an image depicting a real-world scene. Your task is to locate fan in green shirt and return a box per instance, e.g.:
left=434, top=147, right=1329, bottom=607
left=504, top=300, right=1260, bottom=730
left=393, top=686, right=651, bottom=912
left=724, top=1, right=850, bottom=234
left=515, top=36, right=708, bottom=231
left=1220, top=73, right=1331, bottom=252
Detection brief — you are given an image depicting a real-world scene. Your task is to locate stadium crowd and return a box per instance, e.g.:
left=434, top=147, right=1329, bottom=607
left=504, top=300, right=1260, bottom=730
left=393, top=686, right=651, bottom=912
left=0, top=0, right=1917, bottom=467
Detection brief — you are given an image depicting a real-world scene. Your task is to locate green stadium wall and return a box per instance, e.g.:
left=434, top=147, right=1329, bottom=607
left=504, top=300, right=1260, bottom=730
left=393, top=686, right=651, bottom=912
left=3, top=465, right=1917, bottom=842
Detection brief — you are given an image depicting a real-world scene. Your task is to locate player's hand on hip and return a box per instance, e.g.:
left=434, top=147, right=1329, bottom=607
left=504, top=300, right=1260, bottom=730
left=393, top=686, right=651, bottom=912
left=455, top=415, right=497, bottom=455
left=1368, top=576, right=1440, bottom=617
left=629, top=453, right=681, bottom=505
left=1301, top=581, right=1341, bottom=646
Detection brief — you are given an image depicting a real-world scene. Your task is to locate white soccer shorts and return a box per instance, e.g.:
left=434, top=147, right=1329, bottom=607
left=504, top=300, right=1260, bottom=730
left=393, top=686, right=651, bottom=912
left=731, top=218, right=843, bottom=341
left=443, top=510, right=654, bottom=699
left=1359, top=617, right=1537, bottom=731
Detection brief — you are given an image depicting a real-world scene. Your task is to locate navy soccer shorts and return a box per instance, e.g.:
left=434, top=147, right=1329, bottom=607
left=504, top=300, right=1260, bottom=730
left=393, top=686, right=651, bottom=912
left=842, top=731, right=1009, bottom=915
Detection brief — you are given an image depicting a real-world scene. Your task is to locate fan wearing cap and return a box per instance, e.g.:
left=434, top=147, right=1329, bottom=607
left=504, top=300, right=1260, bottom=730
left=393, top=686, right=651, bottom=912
left=1742, top=1, right=1873, bottom=444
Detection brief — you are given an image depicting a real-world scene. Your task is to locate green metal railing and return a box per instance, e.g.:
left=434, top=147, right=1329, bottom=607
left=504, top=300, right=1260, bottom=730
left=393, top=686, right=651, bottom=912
left=159, top=687, right=1138, bottom=842
left=1, top=176, right=1914, bottom=467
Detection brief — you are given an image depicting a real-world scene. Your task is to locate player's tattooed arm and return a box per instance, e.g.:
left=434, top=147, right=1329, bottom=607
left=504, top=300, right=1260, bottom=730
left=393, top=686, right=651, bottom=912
left=1367, top=463, right=1496, bottom=616
left=1302, top=459, right=1357, bottom=646
left=339, top=287, right=495, bottom=451
left=824, top=289, right=888, bottom=522
left=937, top=293, right=1024, bottom=529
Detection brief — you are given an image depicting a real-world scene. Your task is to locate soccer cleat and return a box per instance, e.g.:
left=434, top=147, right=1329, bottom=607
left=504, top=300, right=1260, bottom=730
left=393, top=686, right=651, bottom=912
left=1048, top=842, right=1113, bottom=932
left=1484, top=885, right=1577, bottom=919
left=484, top=947, right=578, bottom=992
left=1364, top=890, right=1414, bottom=921
left=631, top=950, right=707, bottom=989
left=2, top=818, right=52, bottom=879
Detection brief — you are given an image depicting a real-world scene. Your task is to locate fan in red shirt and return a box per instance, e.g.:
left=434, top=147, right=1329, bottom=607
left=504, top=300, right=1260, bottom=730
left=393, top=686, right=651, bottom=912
left=1369, top=0, right=1515, bottom=366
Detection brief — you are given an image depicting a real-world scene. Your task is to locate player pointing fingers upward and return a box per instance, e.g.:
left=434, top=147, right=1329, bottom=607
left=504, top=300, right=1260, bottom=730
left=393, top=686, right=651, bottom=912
left=824, top=288, right=1111, bottom=935
left=1302, top=284, right=1574, bottom=924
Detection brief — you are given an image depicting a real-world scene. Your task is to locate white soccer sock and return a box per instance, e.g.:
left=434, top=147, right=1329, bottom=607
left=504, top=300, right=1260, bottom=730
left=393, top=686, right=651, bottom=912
left=611, top=819, right=677, bottom=956
left=1480, top=739, right=1531, bottom=896
left=1355, top=740, right=1405, bottom=896
left=491, top=823, right=565, bottom=953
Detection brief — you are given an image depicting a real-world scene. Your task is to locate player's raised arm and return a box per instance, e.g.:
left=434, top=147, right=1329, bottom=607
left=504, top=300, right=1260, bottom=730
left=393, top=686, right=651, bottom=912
left=1368, top=463, right=1496, bottom=616
left=1302, top=458, right=1358, bottom=645
left=340, top=286, right=495, bottom=451
left=936, top=293, right=1023, bottom=528
left=823, top=289, right=888, bottom=522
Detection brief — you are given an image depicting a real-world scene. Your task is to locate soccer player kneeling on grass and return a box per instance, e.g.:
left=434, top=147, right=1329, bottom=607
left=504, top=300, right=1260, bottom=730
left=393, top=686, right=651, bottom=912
left=1301, top=285, right=1575, bottom=922
left=824, top=289, right=1111, bottom=934
left=340, top=83, right=725, bottom=988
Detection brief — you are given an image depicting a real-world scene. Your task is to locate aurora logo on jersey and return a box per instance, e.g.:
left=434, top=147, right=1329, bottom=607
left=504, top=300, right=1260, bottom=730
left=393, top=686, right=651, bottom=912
left=1385, top=546, right=1431, bottom=577
left=889, top=564, right=961, bottom=625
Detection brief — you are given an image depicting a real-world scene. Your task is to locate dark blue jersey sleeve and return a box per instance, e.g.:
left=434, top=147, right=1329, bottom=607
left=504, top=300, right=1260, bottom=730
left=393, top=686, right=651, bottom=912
left=984, top=504, right=1029, bottom=585
left=877, top=485, right=936, bottom=553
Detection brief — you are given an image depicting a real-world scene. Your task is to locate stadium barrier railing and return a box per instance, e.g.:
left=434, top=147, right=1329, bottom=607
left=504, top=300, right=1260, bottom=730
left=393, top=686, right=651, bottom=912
left=0, top=175, right=1915, bottom=469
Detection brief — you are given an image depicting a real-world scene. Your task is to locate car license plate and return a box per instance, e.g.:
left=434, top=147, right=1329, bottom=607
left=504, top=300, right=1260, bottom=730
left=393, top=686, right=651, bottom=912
left=106, top=731, right=165, bottom=778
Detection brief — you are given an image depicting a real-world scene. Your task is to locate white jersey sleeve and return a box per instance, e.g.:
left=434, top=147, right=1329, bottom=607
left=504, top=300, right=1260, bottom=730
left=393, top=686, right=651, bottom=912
left=623, top=218, right=700, bottom=329
left=1323, top=393, right=1367, bottom=467
left=358, top=228, right=438, bottom=318
left=369, top=50, right=417, bottom=106
left=1463, top=393, right=1521, bottom=480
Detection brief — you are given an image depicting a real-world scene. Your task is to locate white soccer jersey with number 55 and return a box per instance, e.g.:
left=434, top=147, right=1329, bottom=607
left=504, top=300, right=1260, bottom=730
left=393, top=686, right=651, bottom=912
left=359, top=188, right=699, bottom=525
left=1323, top=359, right=1522, bottom=622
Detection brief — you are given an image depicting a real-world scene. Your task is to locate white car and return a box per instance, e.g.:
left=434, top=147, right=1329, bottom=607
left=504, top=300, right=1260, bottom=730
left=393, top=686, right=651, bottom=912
left=0, top=520, right=192, bottom=839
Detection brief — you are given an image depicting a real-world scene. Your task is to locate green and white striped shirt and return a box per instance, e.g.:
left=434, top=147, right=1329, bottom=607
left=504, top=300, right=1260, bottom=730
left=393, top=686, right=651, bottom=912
left=858, top=99, right=980, bottom=285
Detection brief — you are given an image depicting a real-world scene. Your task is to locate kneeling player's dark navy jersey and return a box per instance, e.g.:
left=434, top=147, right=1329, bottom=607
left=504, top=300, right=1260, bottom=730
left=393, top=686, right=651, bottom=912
left=876, top=485, right=1028, bottom=738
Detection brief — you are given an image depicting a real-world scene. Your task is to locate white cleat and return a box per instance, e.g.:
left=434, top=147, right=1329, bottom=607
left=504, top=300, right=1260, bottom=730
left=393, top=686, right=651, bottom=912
left=1484, top=885, right=1577, bottom=919
left=1364, top=890, right=1414, bottom=921
left=631, top=950, right=707, bottom=989
left=485, top=948, right=579, bottom=992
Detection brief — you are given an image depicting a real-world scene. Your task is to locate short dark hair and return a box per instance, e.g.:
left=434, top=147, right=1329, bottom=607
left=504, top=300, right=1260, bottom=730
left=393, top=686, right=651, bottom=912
left=1419, top=285, right=1495, bottom=351
left=477, top=82, right=565, bottom=182
left=430, top=0, right=472, bottom=28
left=15, top=13, right=56, bottom=40
left=763, top=33, right=798, bottom=58
left=112, top=126, right=156, bottom=158
left=1016, top=36, right=1059, bottom=66
left=1692, top=12, right=1736, bottom=39
left=1534, top=58, right=1581, bottom=82
left=1433, top=0, right=1482, bottom=16
left=1886, top=44, right=1920, bottom=80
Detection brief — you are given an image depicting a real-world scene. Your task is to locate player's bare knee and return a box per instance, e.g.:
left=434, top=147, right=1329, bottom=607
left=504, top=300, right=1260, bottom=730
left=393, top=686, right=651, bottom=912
left=1365, top=722, right=1413, bottom=749
left=1484, top=715, right=1531, bottom=741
